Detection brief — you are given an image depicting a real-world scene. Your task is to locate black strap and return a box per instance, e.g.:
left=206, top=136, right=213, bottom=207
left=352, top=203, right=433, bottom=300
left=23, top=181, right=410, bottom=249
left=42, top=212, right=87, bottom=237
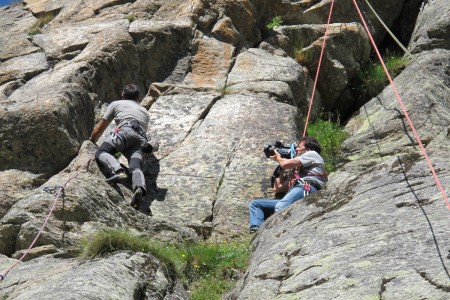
left=270, top=165, right=283, bottom=188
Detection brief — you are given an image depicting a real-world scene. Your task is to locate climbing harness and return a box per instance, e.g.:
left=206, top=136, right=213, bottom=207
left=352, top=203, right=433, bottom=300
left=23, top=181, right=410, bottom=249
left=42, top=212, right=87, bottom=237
left=111, top=119, right=150, bottom=149
left=110, top=127, right=127, bottom=148
left=290, top=174, right=315, bottom=197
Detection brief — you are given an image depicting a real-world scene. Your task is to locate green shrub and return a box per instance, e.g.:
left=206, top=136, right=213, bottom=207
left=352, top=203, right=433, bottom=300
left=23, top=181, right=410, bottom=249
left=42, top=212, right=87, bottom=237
left=79, top=230, right=250, bottom=300
left=184, top=241, right=249, bottom=299
left=352, top=52, right=409, bottom=102
left=307, top=118, right=348, bottom=173
left=266, top=16, right=283, bottom=29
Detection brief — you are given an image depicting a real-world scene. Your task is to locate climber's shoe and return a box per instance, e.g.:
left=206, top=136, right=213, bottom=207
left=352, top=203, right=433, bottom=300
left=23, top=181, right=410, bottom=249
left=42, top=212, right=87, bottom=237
left=105, top=172, right=128, bottom=184
left=130, top=187, right=143, bottom=210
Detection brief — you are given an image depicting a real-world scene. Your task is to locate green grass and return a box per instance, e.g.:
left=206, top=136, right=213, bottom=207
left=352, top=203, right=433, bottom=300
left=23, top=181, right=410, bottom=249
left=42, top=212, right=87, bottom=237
left=352, top=52, right=409, bottom=101
left=79, top=230, right=250, bottom=300
left=307, top=118, right=348, bottom=173
left=79, top=229, right=179, bottom=276
left=266, top=16, right=283, bottom=30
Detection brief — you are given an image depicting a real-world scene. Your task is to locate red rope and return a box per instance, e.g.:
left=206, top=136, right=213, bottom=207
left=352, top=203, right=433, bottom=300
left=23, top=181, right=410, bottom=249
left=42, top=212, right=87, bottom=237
left=303, top=0, right=335, bottom=137
left=351, top=0, right=450, bottom=210
left=0, top=157, right=93, bottom=282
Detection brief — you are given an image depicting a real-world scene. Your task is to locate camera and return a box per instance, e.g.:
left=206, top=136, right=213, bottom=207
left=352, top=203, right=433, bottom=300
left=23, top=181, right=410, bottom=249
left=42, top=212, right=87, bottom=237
left=263, top=141, right=292, bottom=158
left=142, top=140, right=159, bottom=154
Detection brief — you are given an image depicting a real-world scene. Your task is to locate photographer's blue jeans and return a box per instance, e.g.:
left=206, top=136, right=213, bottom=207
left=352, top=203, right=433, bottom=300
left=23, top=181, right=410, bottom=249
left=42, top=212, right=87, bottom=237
left=249, top=185, right=318, bottom=228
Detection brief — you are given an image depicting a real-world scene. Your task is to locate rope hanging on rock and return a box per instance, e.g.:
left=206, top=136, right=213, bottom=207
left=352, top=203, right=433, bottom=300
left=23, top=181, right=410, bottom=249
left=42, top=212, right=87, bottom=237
left=302, top=0, right=335, bottom=137
left=351, top=0, right=450, bottom=210
left=0, top=157, right=94, bottom=282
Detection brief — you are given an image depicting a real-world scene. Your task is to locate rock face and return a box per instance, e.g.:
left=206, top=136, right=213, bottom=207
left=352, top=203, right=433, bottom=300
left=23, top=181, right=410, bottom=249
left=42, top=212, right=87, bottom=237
left=0, top=252, right=188, bottom=299
left=1, top=0, right=449, bottom=299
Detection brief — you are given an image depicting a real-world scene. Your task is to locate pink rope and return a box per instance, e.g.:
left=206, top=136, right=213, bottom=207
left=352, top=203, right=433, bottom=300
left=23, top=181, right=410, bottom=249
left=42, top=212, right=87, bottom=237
left=351, top=0, right=450, bottom=210
left=0, top=157, right=93, bottom=282
left=303, top=0, right=335, bottom=137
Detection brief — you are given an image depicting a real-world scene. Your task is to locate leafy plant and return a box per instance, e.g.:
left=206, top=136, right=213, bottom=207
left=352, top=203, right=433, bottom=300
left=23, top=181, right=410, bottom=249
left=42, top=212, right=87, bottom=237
left=79, top=230, right=251, bottom=300
left=352, top=52, right=409, bottom=102
left=306, top=117, right=348, bottom=173
left=266, top=16, right=283, bottom=29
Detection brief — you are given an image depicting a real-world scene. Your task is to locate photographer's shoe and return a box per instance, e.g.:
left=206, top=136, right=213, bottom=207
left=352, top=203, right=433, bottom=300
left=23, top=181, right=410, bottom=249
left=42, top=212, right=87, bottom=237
left=130, top=187, right=143, bottom=210
left=105, top=172, right=128, bottom=184
left=249, top=226, right=259, bottom=233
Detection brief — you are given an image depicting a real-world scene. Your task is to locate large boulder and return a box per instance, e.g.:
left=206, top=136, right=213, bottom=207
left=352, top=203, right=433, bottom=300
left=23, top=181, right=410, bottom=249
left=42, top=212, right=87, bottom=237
left=259, top=0, right=407, bottom=43
left=270, top=22, right=371, bottom=117
left=0, top=252, right=188, bottom=299
left=0, top=4, right=39, bottom=62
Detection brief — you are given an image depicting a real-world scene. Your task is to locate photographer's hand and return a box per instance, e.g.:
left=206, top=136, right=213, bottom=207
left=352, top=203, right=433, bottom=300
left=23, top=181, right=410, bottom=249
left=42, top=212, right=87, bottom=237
left=271, top=149, right=282, bottom=162
left=272, top=149, right=302, bottom=170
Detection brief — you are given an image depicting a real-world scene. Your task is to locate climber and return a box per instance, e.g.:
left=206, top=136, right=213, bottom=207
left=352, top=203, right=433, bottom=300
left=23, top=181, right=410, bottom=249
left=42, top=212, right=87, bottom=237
left=248, top=136, right=327, bottom=233
left=89, top=83, right=151, bottom=215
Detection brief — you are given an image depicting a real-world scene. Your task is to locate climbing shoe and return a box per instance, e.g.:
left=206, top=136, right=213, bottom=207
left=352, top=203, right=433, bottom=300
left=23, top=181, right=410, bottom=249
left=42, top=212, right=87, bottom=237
left=138, top=207, right=152, bottom=216
left=105, top=172, right=128, bottom=184
left=130, top=187, right=143, bottom=210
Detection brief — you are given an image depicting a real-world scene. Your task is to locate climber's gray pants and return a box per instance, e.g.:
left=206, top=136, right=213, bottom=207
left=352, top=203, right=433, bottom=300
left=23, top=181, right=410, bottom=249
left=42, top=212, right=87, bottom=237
left=95, top=128, right=146, bottom=193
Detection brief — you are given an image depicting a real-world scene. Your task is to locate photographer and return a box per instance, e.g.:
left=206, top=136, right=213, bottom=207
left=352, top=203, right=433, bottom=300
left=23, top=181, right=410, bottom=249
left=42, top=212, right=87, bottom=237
left=249, top=136, right=327, bottom=233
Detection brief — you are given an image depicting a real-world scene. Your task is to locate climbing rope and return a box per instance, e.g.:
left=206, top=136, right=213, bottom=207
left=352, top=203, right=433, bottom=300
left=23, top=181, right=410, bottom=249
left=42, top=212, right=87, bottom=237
left=302, top=0, right=335, bottom=137
left=0, top=156, right=94, bottom=282
left=351, top=0, right=450, bottom=210
left=363, top=0, right=450, bottom=95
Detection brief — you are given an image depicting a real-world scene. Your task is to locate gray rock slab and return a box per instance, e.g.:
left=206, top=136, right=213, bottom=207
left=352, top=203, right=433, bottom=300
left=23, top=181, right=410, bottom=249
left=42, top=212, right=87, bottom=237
left=32, top=19, right=129, bottom=60
left=0, top=4, right=39, bottom=61
left=227, top=48, right=308, bottom=108
left=0, top=252, right=188, bottom=299
left=409, top=0, right=450, bottom=53
left=184, top=34, right=236, bottom=89
left=129, top=18, right=194, bottom=86
left=0, top=169, right=43, bottom=219
left=0, top=52, right=49, bottom=85
left=148, top=92, right=220, bottom=157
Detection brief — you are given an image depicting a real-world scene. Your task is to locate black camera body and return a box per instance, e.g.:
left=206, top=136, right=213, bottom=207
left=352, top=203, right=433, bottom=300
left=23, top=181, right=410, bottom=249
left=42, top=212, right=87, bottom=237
left=263, top=141, right=292, bottom=158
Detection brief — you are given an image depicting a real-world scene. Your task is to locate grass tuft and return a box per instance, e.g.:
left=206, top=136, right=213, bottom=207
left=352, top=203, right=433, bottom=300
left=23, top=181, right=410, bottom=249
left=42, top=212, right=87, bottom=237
left=28, top=11, right=58, bottom=35
left=307, top=117, right=348, bottom=173
left=352, top=52, right=409, bottom=102
left=125, top=15, right=136, bottom=22
left=79, top=230, right=250, bottom=300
